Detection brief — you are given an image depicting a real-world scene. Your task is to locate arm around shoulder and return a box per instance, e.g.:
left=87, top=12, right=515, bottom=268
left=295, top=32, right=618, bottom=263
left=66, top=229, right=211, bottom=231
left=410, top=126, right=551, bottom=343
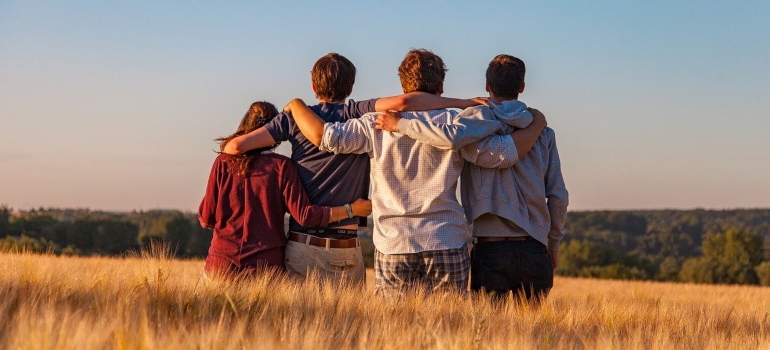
left=222, top=127, right=277, bottom=155
left=374, top=92, right=482, bottom=112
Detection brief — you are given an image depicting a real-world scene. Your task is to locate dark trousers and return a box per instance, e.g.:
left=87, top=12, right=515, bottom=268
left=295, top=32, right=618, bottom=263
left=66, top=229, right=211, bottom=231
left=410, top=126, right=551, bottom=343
left=470, top=238, right=554, bottom=302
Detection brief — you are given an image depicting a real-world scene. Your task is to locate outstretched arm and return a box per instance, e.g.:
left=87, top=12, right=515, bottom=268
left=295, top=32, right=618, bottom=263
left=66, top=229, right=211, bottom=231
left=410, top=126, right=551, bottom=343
left=283, top=98, right=325, bottom=147
left=375, top=106, right=507, bottom=151
left=285, top=98, right=372, bottom=155
left=222, top=128, right=277, bottom=154
left=374, top=92, right=487, bottom=112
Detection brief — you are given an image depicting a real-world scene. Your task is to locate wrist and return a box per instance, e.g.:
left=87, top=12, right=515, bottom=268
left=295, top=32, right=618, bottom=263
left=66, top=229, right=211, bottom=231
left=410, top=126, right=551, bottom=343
left=344, top=203, right=354, bottom=218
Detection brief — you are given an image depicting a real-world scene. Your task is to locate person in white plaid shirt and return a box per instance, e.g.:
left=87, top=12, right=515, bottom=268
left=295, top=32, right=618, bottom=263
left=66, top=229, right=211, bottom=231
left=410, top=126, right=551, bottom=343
left=284, top=49, right=547, bottom=296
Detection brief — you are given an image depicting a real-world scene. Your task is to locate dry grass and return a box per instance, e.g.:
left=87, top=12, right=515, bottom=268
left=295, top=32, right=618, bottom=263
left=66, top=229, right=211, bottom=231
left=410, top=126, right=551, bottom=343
left=1, top=246, right=769, bottom=350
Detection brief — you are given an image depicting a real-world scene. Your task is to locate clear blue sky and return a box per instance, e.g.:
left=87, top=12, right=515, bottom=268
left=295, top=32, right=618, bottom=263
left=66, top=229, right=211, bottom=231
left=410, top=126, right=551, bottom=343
left=1, top=1, right=768, bottom=212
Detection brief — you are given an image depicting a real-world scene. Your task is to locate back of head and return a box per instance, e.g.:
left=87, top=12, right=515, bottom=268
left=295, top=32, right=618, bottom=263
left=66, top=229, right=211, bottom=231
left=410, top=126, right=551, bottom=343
left=486, top=54, right=526, bottom=100
left=218, top=101, right=280, bottom=176
left=236, top=101, right=280, bottom=135
left=398, top=49, right=446, bottom=94
left=311, top=53, right=356, bottom=102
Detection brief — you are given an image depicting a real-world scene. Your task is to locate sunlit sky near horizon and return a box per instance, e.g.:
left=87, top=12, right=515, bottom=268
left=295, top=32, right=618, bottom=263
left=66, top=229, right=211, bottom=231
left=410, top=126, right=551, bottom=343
left=1, top=1, right=769, bottom=212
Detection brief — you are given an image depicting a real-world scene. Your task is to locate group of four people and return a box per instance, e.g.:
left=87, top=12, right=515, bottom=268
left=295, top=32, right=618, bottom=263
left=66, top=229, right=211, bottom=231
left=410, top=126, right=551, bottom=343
left=199, top=49, right=568, bottom=301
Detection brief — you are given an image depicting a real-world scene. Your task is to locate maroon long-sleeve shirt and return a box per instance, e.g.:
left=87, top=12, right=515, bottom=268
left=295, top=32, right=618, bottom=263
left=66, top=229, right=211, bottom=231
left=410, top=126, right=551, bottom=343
left=199, top=152, right=331, bottom=274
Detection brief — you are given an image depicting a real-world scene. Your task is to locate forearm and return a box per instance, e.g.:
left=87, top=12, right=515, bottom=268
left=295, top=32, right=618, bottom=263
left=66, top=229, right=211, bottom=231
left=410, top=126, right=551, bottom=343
left=326, top=199, right=372, bottom=223
left=222, top=128, right=277, bottom=155
left=375, top=92, right=477, bottom=112
left=285, top=98, right=325, bottom=146
left=396, top=109, right=504, bottom=151
left=510, top=123, right=545, bottom=159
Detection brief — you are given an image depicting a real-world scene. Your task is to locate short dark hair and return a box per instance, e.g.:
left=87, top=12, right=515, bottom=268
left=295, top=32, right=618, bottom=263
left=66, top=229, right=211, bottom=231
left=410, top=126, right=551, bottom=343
left=486, top=54, right=526, bottom=99
left=311, top=53, right=356, bottom=102
left=397, top=49, right=446, bottom=94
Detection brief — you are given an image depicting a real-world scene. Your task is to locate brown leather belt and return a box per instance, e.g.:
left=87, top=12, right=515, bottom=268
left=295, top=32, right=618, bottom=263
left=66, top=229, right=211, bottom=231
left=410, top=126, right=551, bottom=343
left=476, top=236, right=532, bottom=243
left=288, top=231, right=359, bottom=249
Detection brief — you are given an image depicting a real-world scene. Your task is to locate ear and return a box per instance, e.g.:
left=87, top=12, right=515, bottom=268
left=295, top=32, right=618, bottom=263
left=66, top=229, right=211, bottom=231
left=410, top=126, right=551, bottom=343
left=519, top=81, right=525, bottom=94
left=485, top=82, right=491, bottom=93
left=311, top=82, right=317, bottom=94
left=438, top=81, right=444, bottom=96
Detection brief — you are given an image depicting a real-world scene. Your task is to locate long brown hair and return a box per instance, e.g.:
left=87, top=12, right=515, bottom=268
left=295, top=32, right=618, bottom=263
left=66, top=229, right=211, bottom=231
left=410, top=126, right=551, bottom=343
left=216, top=101, right=280, bottom=176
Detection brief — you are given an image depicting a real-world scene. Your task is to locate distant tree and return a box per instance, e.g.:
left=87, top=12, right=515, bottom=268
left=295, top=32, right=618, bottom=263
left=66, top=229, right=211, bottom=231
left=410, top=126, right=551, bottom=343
left=558, top=240, right=622, bottom=277
left=164, top=212, right=192, bottom=256
left=678, top=257, right=719, bottom=284
left=755, top=262, right=770, bottom=287
left=91, top=220, right=140, bottom=255
left=764, top=235, right=770, bottom=261
left=679, top=229, right=762, bottom=284
left=657, top=257, right=681, bottom=281
left=185, top=223, right=213, bottom=257
left=0, top=205, right=11, bottom=233
left=66, top=219, right=97, bottom=252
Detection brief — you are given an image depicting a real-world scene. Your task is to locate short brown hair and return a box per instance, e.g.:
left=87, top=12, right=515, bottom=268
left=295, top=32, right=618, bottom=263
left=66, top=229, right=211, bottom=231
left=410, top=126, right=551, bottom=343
left=311, top=53, right=356, bottom=102
left=397, top=49, right=446, bottom=94
left=486, top=54, right=526, bottom=99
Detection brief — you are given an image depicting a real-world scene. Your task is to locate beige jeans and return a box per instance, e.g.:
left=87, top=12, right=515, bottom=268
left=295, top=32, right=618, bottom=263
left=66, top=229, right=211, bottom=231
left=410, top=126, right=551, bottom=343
left=284, top=239, right=365, bottom=285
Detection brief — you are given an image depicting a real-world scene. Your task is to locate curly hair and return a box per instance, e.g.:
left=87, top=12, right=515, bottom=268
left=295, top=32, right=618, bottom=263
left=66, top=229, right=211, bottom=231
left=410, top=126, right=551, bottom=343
left=397, top=49, right=446, bottom=94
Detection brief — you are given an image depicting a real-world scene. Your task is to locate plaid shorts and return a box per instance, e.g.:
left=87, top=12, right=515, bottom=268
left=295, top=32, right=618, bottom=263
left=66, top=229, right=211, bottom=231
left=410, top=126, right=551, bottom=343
left=374, top=244, right=469, bottom=296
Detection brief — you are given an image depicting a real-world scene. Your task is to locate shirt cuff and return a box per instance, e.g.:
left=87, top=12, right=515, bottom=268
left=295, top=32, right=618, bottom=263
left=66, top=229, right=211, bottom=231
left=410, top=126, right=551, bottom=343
left=547, top=238, right=561, bottom=252
left=320, top=123, right=338, bottom=152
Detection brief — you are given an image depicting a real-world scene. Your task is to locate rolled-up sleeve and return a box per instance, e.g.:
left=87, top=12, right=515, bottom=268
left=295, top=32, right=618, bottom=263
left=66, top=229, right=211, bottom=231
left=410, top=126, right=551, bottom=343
left=319, top=117, right=373, bottom=156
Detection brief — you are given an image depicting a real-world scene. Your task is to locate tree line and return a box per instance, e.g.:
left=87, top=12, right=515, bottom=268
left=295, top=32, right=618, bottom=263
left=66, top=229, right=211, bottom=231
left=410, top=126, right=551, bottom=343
left=0, top=206, right=212, bottom=257
left=558, top=209, right=770, bottom=285
left=2, top=205, right=769, bottom=286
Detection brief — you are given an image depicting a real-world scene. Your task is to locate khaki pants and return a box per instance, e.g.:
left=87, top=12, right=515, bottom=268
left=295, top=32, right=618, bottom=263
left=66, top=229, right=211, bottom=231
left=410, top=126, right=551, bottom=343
left=284, top=239, right=366, bottom=285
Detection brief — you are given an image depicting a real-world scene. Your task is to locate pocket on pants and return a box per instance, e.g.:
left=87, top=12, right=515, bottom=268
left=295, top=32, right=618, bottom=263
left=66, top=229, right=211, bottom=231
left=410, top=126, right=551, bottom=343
left=327, top=247, right=362, bottom=271
left=328, top=258, right=356, bottom=270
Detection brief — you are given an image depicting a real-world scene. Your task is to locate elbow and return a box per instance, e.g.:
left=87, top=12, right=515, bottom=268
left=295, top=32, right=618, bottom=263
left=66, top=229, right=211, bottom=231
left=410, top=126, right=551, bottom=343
left=223, top=139, right=244, bottom=155
left=308, top=135, right=322, bottom=147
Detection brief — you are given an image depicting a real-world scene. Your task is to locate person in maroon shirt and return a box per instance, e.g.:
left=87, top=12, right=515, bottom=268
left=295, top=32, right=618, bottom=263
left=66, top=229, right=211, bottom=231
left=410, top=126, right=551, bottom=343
left=199, top=101, right=372, bottom=279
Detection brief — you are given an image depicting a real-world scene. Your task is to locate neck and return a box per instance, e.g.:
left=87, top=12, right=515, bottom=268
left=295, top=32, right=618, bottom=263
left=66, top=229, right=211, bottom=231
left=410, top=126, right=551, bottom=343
left=318, top=99, right=345, bottom=104
left=489, top=94, right=518, bottom=104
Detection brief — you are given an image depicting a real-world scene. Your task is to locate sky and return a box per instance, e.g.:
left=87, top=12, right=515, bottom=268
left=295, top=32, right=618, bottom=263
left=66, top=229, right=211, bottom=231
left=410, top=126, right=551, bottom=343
left=1, top=1, right=769, bottom=212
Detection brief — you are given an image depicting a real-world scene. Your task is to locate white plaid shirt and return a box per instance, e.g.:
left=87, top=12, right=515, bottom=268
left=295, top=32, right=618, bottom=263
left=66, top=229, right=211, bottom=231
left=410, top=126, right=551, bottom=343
left=320, top=109, right=518, bottom=254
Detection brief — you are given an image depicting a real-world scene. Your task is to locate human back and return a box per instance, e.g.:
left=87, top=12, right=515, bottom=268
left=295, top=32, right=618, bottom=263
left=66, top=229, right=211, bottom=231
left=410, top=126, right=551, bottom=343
left=199, top=101, right=372, bottom=279
left=361, top=108, right=469, bottom=254
left=260, top=53, right=375, bottom=232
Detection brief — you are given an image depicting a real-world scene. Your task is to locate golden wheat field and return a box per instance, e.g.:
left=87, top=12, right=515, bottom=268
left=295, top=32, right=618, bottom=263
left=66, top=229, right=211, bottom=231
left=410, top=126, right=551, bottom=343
left=1, top=247, right=769, bottom=350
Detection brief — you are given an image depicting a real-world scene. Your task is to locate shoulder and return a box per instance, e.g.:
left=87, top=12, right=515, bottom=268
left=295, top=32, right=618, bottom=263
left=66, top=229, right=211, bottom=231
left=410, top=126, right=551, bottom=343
left=260, top=152, right=291, bottom=164
left=214, top=153, right=231, bottom=165
left=347, top=98, right=377, bottom=109
left=458, top=105, right=494, bottom=120
left=541, top=127, right=558, bottom=143
left=342, top=99, right=377, bottom=118
left=263, top=111, right=291, bottom=134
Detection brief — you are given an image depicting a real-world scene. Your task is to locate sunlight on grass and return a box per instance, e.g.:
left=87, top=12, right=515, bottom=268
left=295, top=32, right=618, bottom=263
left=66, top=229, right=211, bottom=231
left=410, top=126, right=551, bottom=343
left=0, top=247, right=768, bottom=349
